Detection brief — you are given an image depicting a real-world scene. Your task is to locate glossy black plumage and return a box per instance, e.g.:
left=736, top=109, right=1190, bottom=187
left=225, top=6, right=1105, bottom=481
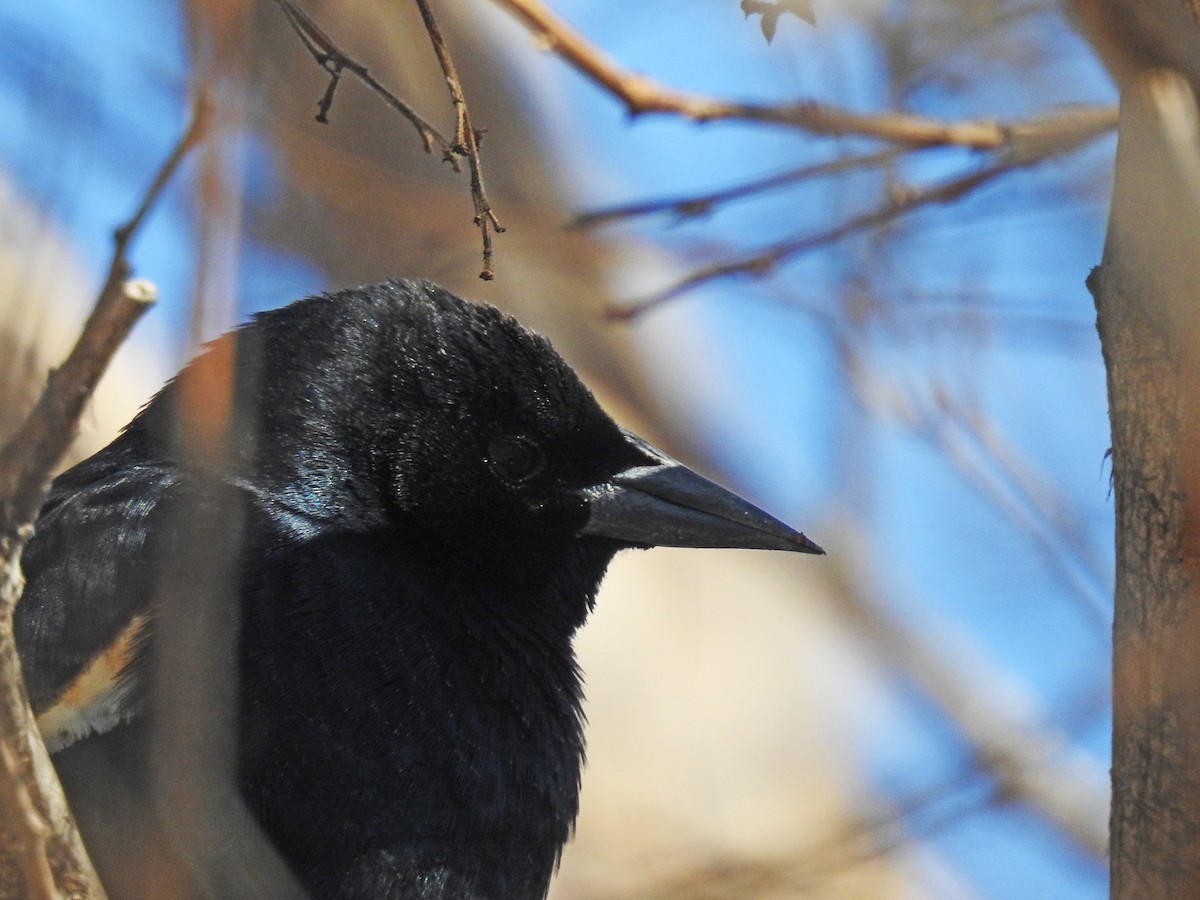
left=14, top=279, right=821, bottom=899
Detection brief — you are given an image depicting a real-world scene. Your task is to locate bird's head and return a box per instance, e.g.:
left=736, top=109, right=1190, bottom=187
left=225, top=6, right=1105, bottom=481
left=186, top=280, right=821, bottom=607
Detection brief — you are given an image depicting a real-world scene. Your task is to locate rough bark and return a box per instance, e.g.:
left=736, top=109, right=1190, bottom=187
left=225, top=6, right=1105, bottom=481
left=1094, top=71, right=1200, bottom=897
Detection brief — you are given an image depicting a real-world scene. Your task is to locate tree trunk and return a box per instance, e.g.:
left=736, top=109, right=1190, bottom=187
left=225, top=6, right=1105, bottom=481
left=1095, top=71, right=1200, bottom=896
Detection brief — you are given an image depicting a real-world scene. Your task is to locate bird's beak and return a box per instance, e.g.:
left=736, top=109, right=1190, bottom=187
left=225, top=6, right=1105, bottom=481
left=574, top=431, right=824, bottom=554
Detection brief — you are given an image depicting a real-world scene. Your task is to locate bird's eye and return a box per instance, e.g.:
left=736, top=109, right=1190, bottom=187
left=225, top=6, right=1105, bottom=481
left=487, top=435, right=545, bottom=485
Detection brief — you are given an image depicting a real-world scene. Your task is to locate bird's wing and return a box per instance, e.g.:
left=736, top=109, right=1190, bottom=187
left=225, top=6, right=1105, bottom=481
left=16, top=460, right=183, bottom=752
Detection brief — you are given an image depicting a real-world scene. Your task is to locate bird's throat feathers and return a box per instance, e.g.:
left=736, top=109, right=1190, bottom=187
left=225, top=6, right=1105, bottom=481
left=240, top=524, right=597, bottom=893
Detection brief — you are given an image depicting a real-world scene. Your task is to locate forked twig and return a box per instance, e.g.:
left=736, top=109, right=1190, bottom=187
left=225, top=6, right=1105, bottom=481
left=275, top=0, right=455, bottom=160
left=275, top=0, right=504, bottom=279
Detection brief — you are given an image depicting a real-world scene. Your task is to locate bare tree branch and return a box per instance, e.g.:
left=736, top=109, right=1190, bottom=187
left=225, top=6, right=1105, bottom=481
left=608, top=161, right=1016, bottom=320
left=275, top=0, right=455, bottom=159
left=0, top=739, right=59, bottom=899
left=412, top=0, right=506, bottom=280
left=0, top=90, right=207, bottom=541
left=275, top=0, right=504, bottom=280
left=0, top=97, right=208, bottom=900
left=492, top=0, right=1115, bottom=150
left=606, top=104, right=1115, bottom=319
left=575, top=148, right=905, bottom=228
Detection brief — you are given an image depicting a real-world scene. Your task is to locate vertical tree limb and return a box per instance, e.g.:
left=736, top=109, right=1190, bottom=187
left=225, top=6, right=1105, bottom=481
left=1094, top=70, right=1200, bottom=896
left=0, top=278, right=157, bottom=900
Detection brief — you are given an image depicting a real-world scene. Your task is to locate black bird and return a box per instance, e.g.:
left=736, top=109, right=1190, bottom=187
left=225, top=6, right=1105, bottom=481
left=15, top=279, right=822, bottom=899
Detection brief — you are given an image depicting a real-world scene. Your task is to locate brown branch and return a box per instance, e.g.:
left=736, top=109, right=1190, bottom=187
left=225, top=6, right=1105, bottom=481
left=607, top=103, right=1116, bottom=320
left=0, top=91, right=208, bottom=528
left=609, top=162, right=1015, bottom=320
left=1098, top=69, right=1200, bottom=898
left=492, top=0, right=1116, bottom=150
left=274, top=0, right=455, bottom=161
left=575, top=148, right=905, bottom=228
left=72, top=102, right=208, bottom=416
left=0, top=741, right=56, bottom=900
left=0, top=94, right=209, bottom=525
left=275, top=0, right=503, bottom=280
left=413, top=0, right=505, bottom=280
left=0, top=97, right=208, bottom=900
left=0, top=281, right=158, bottom=900
left=0, top=277, right=160, bottom=531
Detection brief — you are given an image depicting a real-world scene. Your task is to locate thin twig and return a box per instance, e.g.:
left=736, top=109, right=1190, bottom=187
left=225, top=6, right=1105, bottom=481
left=608, top=101, right=1119, bottom=320
left=274, top=0, right=455, bottom=161
left=609, top=162, right=1016, bottom=320
left=63, top=100, right=206, bottom=401
left=275, top=0, right=503, bottom=279
left=0, top=97, right=208, bottom=900
left=492, top=0, right=1116, bottom=150
left=1, top=94, right=208, bottom=531
left=575, top=148, right=906, bottom=228
left=413, top=0, right=505, bottom=280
